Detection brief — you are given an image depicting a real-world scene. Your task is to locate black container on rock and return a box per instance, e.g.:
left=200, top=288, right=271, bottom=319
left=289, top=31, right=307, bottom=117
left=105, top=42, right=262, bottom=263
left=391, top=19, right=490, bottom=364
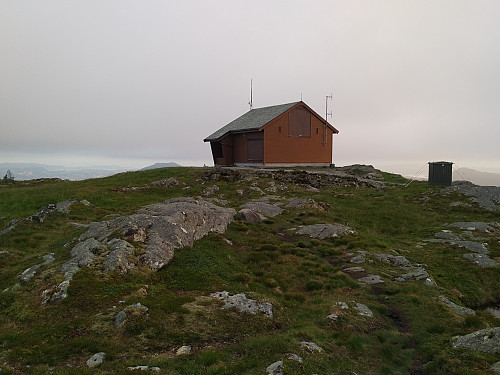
left=428, top=161, right=453, bottom=186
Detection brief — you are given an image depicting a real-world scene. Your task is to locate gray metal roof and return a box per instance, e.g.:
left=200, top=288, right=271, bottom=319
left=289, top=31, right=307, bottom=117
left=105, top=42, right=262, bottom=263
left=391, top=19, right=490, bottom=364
left=204, top=102, right=299, bottom=142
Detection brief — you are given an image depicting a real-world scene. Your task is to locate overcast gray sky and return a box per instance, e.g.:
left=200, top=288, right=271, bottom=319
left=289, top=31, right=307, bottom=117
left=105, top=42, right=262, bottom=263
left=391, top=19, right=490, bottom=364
left=2, top=0, right=500, bottom=175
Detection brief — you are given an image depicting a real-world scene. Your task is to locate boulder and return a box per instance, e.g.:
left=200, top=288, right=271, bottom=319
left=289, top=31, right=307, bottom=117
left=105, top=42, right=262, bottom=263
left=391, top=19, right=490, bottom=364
left=86, top=352, right=105, bottom=367
left=265, top=360, right=283, bottom=375
left=452, top=327, right=500, bottom=354
left=176, top=345, right=191, bottom=356
left=354, top=302, right=374, bottom=317
left=237, top=208, right=263, bottom=224
left=296, top=224, right=354, bottom=240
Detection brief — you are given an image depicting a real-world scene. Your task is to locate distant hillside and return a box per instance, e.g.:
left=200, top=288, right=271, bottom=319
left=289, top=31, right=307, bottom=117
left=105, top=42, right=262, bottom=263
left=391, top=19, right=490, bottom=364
left=140, top=162, right=181, bottom=170
left=0, top=163, right=127, bottom=181
left=455, top=167, right=500, bottom=187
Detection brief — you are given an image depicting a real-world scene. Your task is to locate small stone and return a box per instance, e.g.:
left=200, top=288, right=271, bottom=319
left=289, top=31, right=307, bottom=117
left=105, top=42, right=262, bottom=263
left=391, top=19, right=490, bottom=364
left=337, top=301, right=349, bottom=310
left=326, top=314, right=340, bottom=321
left=354, top=302, right=373, bottom=317
left=176, top=345, right=191, bottom=356
left=300, top=341, right=324, bottom=353
left=86, top=352, right=105, bottom=367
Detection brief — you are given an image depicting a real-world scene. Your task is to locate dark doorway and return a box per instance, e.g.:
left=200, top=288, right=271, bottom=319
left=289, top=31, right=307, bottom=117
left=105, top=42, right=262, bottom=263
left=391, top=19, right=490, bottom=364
left=247, top=139, right=263, bottom=161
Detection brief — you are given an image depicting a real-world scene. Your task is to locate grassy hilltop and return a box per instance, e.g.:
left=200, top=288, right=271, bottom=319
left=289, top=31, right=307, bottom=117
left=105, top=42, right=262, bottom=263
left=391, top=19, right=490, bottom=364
left=0, top=167, right=499, bottom=374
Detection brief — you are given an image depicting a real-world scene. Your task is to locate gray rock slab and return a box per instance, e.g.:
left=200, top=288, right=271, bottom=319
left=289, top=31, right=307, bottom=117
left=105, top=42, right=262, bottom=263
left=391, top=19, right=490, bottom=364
left=127, top=365, right=161, bottom=372
left=434, top=231, right=464, bottom=241
left=439, top=296, right=476, bottom=316
left=454, top=240, right=489, bottom=254
left=395, top=267, right=430, bottom=282
left=448, top=222, right=495, bottom=233
left=296, top=223, right=354, bottom=240
left=210, top=291, right=273, bottom=318
left=452, top=327, right=500, bottom=354
left=358, top=274, right=384, bottom=284
left=241, top=202, right=282, bottom=217
left=463, top=253, right=500, bottom=268
left=343, top=266, right=366, bottom=273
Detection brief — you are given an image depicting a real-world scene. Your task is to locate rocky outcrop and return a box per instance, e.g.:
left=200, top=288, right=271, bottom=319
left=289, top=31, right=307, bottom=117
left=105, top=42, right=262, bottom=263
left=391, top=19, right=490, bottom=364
left=452, top=327, right=500, bottom=354
left=449, top=183, right=500, bottom=212
left=210, top=291, right=273, bottom=318
left=42, top=198, right=235, bottom=304
left=237, top=208, right=263, bottom=224
left=296, top=224, right=355, bottom=239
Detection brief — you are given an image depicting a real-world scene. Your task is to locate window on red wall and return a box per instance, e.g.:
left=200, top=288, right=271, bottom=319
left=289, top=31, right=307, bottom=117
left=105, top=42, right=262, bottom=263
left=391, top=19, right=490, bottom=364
left=289, top=106, right=311, bottom=137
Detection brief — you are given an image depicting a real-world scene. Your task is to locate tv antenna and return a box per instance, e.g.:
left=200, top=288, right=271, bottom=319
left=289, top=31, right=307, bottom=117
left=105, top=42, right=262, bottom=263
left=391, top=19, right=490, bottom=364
left=324, top=93, right=333, bottom=145
left=248, top=79, right=253, bottom=110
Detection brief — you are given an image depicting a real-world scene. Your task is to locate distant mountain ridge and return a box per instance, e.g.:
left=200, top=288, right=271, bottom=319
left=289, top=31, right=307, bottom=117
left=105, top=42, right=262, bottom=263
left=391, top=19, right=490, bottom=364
left=455, top=167, right=500, bottom=187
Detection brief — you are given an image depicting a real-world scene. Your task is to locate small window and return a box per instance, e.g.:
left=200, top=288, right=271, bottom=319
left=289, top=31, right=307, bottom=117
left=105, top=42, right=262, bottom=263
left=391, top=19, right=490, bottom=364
left=279, top=126, right=282, bottom=133
left=316, top=128, right=319, bottom=135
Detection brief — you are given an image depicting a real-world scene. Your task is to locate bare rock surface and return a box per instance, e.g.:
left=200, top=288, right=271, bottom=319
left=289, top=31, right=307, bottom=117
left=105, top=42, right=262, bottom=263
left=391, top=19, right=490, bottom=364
left=449, top=183, right=500, bottom=212
left=241, top=202, right=283, bottom=217
left=358, top=274, right=384, bottom=284
left=42, top=198, right=235, bottom=304
left=19, top=253, right=55, bottom=284
left=452, top=327, right=500, bottom=354
left=439, top=296, right=476, bottom=316
left=210, top=291, right=273, bottom=318
left=265, top=360, right=283, bottom=375
left=448, top=222, right=497, bottom=233
left=296, top=223, right=354, bottom=239
left=462, top=253, right=500, bottom=268
left=285, top=198, right=329, bottom=211
left=300, top=341, right=324, bottom=353
left=237, top=208, right=263, bottom=224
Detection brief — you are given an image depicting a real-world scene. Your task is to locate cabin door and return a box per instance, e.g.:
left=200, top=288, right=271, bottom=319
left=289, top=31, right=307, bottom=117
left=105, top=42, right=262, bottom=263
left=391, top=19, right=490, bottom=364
left=247, top=139, right=263, bottom=162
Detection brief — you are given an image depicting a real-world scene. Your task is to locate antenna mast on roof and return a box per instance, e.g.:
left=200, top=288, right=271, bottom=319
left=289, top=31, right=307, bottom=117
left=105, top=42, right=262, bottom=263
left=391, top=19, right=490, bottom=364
left=324, top=93, right=333, bottom=145
left=248, top=79, right=253, bottom=110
